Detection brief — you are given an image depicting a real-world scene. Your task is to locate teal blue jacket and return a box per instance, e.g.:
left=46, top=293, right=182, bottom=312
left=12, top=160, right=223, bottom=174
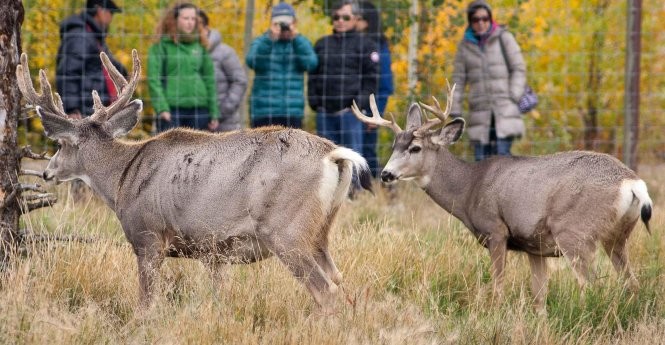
left=246, top=33, right=318, bottom=120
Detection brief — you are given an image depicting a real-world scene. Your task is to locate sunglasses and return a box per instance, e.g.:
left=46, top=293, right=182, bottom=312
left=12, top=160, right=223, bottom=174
left=332, top=14, right=353, bottom=22
left=471, top=16, right=490, bottom=24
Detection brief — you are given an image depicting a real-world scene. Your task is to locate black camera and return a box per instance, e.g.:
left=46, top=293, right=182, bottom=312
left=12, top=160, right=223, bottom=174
left=279, top=22, right=291, bottom=32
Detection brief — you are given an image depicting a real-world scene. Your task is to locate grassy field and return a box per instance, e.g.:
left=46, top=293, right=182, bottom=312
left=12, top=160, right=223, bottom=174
left=2, top=163, right=664, bottom=344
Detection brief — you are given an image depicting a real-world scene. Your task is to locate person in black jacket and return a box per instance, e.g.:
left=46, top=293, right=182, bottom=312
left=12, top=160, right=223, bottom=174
left=56, top=0, right=127, bottom=119
left=308, top=0, right=379, bottom=156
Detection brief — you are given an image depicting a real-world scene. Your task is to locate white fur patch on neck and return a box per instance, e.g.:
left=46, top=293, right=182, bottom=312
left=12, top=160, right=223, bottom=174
left=416, top=174, right=431, bottom=188
left=78, top=174, right=92, bottom=187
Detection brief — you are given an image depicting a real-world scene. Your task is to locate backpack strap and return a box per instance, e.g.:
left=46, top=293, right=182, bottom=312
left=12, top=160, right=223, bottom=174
left=497, top=30, right=512, bottom=73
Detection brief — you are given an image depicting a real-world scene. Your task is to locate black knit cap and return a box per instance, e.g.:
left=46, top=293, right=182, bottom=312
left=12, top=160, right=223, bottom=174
left=86, top=0, right=122, bottom=13
left=466, top=0, right=492, bottom=23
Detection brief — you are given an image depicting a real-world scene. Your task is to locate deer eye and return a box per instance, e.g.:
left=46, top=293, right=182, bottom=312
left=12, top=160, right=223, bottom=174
left=408, top=146, right=422, bottom=154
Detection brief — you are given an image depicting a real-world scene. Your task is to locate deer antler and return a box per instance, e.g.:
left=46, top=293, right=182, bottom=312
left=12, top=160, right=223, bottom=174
left=416, top=81, right=456, bottom=134
left=351, top=94, right=402, bottom=133
left=16, top=53, right=68, bottom=119
left=90, top=49, right=141, bottom=122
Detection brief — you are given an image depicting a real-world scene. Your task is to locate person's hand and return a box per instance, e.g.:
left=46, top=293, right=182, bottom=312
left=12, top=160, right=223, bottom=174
left=67, top=110, right=82, bottom=120
left=208, top=119, right=219, bottom=131
left=270, top=21, right=298, bottom=41
left=159, top=111, right=172, bottom=122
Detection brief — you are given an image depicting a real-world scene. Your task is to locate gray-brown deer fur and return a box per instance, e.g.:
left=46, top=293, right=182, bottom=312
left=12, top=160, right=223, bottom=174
left=17, top=50, right=372, bottom=310
left=352, top=87, right=653, bottom=313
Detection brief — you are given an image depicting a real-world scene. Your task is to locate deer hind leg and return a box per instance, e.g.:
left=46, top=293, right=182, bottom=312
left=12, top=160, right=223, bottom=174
left=556, top=235, right=596, bottom=289
left=602, top=234, right=638, bottom=292
left=527, top=253, right=549, bottom=315
left=277, top=249, right=337, bottom=311
left=314, top=245, right=343, bottom=285
left=312, top=215, right=343, bottom=285
left=266, top=236, right=338, bottom=311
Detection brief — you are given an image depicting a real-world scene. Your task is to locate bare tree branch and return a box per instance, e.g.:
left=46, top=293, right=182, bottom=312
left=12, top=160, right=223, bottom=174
left=22, top=192, right=55, bottom=201
left=20, top=169, right=43, bottom=177
left=22, top=195, right=57, bottom=214
left=18, top=183, right=45, bottom=193
left=19, top=146, right=50, bottom=160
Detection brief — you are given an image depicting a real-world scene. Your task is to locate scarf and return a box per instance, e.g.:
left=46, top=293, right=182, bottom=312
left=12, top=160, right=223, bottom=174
left=463, top=21, right=498, bottom=50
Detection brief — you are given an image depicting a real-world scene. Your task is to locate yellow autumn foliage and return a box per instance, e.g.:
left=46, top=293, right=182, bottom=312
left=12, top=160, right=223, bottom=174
left=20, top=0, right=665, bottom=160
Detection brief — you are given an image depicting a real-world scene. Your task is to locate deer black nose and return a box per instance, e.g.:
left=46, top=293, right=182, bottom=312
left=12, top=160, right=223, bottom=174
left=381, top=170, right=396, bottom=183
left=43, top=171, right=52, bottom=181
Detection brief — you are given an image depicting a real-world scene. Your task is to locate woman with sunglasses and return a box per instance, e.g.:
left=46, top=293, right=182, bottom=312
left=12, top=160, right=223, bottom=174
left=450, top=0, right=527, bottom=161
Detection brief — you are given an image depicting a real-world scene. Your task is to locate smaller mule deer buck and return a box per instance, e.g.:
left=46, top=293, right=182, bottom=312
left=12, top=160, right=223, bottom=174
left=352, top=84, right=653, bottom=313
left=17, top=50, right=372, bottom=310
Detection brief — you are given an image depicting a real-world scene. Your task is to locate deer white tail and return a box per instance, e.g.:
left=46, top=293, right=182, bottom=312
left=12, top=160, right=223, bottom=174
left=632, top=180, right=653, bottom=233
left=318, top=148, right=372, bottom=213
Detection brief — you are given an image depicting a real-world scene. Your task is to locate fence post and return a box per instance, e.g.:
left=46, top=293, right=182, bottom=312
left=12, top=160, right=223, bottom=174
left=623, top=0, right=641, bottom=171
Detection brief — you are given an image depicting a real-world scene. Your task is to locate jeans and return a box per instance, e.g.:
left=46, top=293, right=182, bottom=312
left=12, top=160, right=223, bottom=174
left=316, top=110, right=364, bottom=154
left=157, top=107, right=210, bottom=132
left=362, top=126, right=380, bottom=178
left=317, top=110, right=365, bottom=191
left=473, top=138, right=513, bottom=161
left=251, top=116, right=302, bottom=129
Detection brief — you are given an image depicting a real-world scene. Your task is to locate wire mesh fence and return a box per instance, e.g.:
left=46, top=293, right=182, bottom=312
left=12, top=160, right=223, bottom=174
left=18, top=0, right=665, bottom=165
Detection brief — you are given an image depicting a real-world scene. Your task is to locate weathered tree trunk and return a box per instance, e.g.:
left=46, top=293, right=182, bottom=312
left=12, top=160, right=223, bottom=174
left=0, top=0, right=24, bottom=266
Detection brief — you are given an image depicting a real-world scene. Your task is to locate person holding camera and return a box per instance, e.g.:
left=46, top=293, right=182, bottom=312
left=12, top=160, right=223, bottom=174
left=245, top=2, right=318, bottom=128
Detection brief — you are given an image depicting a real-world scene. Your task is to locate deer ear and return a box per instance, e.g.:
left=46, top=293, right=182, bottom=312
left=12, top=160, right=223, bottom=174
left=433, top=117, right=465, bottom=146
left=36, top=106, right=78, bottom=143
left=405, top=103, right=423, bottom=131
left=103, top=100, right=142, bottom=138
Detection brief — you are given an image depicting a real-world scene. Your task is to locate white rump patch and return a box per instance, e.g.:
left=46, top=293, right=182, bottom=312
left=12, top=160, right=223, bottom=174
left=318, top=159, right=339, bottom=214
left=617, top=179, right=652, bottom=217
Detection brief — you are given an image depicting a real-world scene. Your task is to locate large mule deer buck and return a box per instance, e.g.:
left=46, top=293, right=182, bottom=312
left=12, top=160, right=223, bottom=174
left=17, top=50, right=372, bottom=310
left=352, top=84, right=653, bottom=313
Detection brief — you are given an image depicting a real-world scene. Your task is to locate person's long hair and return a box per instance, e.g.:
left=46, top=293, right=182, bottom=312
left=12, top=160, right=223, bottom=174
left=358, top=1, right=388, bottom=45
left=154, top=1, right=208, bottom=46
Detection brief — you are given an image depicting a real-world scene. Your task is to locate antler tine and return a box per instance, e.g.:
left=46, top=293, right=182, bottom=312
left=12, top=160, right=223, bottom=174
left=416, top=81, right=457, bottom=134
left=100, top=50, right=128, bottom=91
left=351, top=94, right=403, bottom=133
left=91, top=49, right=141, bottom=121
left=16, top=53, right=68, bottom=118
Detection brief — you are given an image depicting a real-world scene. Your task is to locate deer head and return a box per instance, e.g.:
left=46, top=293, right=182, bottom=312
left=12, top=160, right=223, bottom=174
left=351, top=82, right=465, bottom=183
left=16, top=49, right=143, bottom=183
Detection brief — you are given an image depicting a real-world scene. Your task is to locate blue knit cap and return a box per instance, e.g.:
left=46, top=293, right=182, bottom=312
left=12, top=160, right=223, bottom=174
left=271, top=2, right=296, bottom=22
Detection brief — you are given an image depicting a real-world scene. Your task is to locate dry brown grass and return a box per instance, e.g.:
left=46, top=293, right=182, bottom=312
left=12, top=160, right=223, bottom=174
left=2, top=164, right=664, bottom=344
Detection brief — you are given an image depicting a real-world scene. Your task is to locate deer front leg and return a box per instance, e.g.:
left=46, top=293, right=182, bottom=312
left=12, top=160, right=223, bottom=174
left=136, top=247, right=164, bottom=307
left=487, top=235, right=508, bottom=302
left=527, top=253, right=549, bottom=315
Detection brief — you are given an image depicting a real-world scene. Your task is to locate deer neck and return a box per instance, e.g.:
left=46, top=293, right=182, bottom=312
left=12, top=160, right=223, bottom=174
left=420, top=149, right=476, bottom=221
left=81, top=140, right=140, bottom=209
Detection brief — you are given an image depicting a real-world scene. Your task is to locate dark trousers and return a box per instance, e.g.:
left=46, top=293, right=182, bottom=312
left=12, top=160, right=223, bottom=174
left=473, top=115, right=513, bottom=161
left=362, top=126, right=380, bottom=178
left=157, top=107, right=210, bottom=132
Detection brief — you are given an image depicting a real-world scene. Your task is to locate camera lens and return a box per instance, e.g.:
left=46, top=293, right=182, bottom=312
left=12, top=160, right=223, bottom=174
left=279, top=22, right=290, bottom=32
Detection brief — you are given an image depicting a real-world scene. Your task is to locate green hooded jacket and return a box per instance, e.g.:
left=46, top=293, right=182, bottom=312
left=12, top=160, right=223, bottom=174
left=148, top=37, right=219, bottom=119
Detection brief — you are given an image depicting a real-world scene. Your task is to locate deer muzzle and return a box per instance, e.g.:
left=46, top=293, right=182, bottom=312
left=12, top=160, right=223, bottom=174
left=381, top=170, right=397, bottom=183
